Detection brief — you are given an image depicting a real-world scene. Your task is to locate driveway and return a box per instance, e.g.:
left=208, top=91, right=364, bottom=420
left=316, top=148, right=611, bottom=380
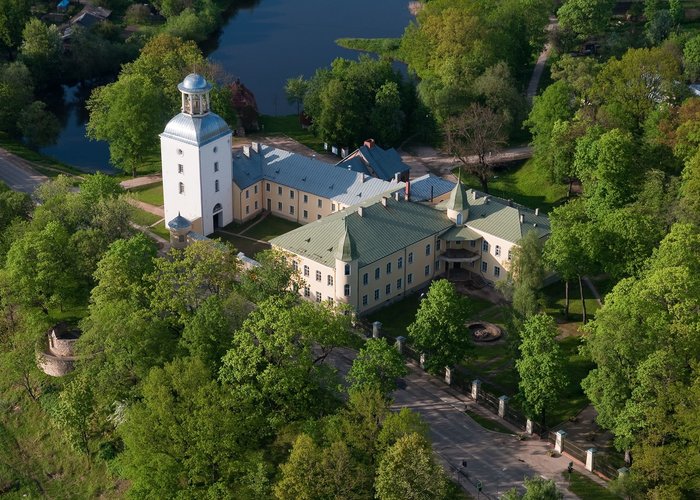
left=328, top=347, right=590, bottom=499
left=0, top=148, right=48, bottom=194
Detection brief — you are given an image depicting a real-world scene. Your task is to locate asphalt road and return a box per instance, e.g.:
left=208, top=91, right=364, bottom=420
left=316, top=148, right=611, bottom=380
left=0, top=149, right=48, bottom=194
left=328, top=347, right=581, bottom=499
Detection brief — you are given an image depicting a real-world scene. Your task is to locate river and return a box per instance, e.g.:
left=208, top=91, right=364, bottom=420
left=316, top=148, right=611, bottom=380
left=40, top=0, right=413, bottom=173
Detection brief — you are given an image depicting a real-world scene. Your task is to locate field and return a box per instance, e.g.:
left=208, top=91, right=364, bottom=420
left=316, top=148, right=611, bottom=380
left=128, top=182, right=164, bottom=207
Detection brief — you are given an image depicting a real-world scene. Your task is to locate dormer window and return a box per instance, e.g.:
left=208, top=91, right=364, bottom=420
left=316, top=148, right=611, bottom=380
left=178, top=182, right=185, bottom=194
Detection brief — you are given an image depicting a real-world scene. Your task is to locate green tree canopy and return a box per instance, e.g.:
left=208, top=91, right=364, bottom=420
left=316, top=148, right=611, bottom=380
left=19, top=18, right=62, bottom=89
left=516, top=314, right=566, bottom=429
left=407, top=279, right=471, bottom=373
left=347, top=338, right=407, bottom=396
left=557, top=0, right=615, bottom=42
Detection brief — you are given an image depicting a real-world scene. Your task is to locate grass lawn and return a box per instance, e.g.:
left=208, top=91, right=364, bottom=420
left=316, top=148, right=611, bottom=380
left=335, top=37, right=401, bottom=58
left=213, top=231, right=271, bottom=257
left=465, top=408, right=514, bottom=434
left=549, top=335, right=594, bottom=426
left=220, top=213, right=266, bottom=234
left=563, top=471, right=620, bottom=500
left=255, top=115, right=325, bottom=153
left=129, top=206, right=162, bottom=227
left=128, top=182, right=163, bottom=206
left=542, top=279, right=603, bottom=324
left=149, top=222, right=170, bottom=240
left=457, top=158, right=568, bottom=213
left=243, top=215, right=301, bottom=241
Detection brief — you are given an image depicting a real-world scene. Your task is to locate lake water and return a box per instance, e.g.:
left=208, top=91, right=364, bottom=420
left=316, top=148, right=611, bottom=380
left=40, top=0, right=413, bottom=173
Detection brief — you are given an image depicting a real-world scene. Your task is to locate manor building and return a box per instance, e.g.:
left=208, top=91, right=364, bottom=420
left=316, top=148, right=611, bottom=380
left=162, top=74, right=550, bottom=313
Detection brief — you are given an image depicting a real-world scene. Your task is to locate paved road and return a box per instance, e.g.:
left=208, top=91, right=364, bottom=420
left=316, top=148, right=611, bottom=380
left=0, top=148, right=48, bottom=194
left=328, top=347, right=585, bottom=498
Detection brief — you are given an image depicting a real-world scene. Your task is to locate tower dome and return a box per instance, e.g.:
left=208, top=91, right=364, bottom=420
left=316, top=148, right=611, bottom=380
left=179, top=73, right=212, bottom=93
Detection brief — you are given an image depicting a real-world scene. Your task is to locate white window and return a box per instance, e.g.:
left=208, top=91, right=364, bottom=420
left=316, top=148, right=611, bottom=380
left=362, top=295, right=368, bottom=306
left=471, top=240, right=476, bottom=247
left=292, top=261, right=298, bottom=271
left=245, top=189, right=249, bottom=199
left=178, top=235, right=185, bottom=242
left=482, top=241, right=489, bottom=252
left=214, top=162, right=219, bottom=172
left=385, top=284, right=391, bottom=295
left=277, top=202, right=282, bottom=211
left=303, top=265, right=309, bottom=277
left=407, top=273, right=413, bottom=284
left=494, top=266, right=501, bottom=277
left=254, top=185, right=258, bottom=194
left=386, top=262, right=392, bottom=274
left=397, top=278, right=402, bottom=290
left=363, top=273, right=368, bottom=285
left=332, top=203, right=336, bottom=211
left=303, top=210, right=308, bottom=219
left=213, top=146, right=218, bottom=153
left=398, top=257, right=403, bottom=269
left=316, top=270, right=322, bottom=282
left=328, top=297, right=334, bottom=306
left=215, top=180, right=220, bottom=192
left=317, top=214, right=321, bottom=220
left=344, top=264, right=351, bottom=276
left=290, top=190, right=295, bottom=199
left=456, top=213, right=463, bottom=225
left=481, top=261, right=488, bottom=273
left=327, top=275, right=333, bottom=286
left=178, top=182, right=185, bottom=194
left=508, top=250, right=512, bottom=261
left=408, top=252, right=413, bottom=264
left=374, top=289, right=379, bottom=300
left=318, top=199, right=322, bottom=208
left=424, top=265, right=430, bottom=276
left=344, top=284, right=350, bottom=296
left=303, top=194, right=308, bottom=203
left=178, top=164, right=183, bottom=174
left=177, top=148, right=183, bottom=155
left=495, top=245, right=501, bottom=257
left=290, top=206, right=295, bottom=215
left=266, top=182, right=270, bottom=192
left=278, top=186, right=282, bottom=195
left=437, top=239, right=441, bottom=251
left=254, top=201, right=258, bottom=209
left=304, top=286, right=310, bottom=297
left=316, top=292, right=322, bottom=303
left=425, top=244, right=431, bottom=256
left=246, top=206, right=250, bottom=214
left=375, top=268, right=380, bottom=280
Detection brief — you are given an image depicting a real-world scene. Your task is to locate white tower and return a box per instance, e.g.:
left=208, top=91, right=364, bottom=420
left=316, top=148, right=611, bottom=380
left=161, top=73, right=233, bottom=236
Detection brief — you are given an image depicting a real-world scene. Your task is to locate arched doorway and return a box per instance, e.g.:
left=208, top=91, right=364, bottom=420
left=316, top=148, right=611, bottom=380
left=213, top=203, right=223, bottom=230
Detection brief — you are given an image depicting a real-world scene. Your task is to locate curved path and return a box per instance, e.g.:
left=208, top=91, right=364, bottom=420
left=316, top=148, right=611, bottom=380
left=0, top=148, right=48, bottom=194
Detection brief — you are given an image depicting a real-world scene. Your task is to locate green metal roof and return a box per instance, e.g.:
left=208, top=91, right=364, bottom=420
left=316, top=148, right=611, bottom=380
left=271, top=195, right=454, bottom=268
left=447, top=177, right=469, bottom=211
left=442, top=225, right=481, bottom=241
left=464, top=191, right=550, bottom=243
left=334, top=221, right=357, bottom=262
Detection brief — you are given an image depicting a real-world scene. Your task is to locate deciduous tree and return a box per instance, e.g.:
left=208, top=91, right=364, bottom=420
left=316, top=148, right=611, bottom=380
left=407, top=279, right=470, bottom=373
left=347, top=338, right=407, bottom=397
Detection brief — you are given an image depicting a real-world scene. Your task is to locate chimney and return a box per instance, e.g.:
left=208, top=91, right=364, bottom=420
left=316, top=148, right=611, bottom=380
left=341, top=147, right=349, bottom=157
left=243, top=145, right=250, bottom=158
left=508, top=199, right=513, bottom=207
left=473, top=191, right=479, bottom=200
left=430, top=185, right=434, bottom=203
left=381, top=197, right=388, bottom=207
left=394, top=191, right=400, bottom=201
left=519, top=213, right=524, bottom=224
left=358, top=206, right=364, bottom=217
left=485, top=196, right=490, bottom=204
left=405, top=180, right=411, bottom=201
left=535, top=208, right=539, bottom=216
left=251, top=142, right=259, bottom=153
left=364, top=138, right=375, bottom=149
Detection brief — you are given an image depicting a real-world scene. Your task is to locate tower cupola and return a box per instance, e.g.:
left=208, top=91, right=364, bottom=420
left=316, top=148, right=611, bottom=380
left=447, top=171, right=469, bottom=225
left=178, top=73, right=212, bottom=117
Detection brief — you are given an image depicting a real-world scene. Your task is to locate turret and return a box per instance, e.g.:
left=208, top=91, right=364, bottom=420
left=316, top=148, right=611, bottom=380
left=168, top=213, right=192, bottom=249
left=446, top=171, right=469, bottom=225
left=334, top=219, right=358, bottom=307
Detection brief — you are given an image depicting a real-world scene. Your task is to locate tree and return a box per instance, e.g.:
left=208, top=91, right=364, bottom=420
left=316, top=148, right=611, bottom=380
left=375, top=433, right=449, bottom=500
left=0, top=0, right=30, bottom=55
left=0, top=183, right=32, bottom=234
left=148, top=240, right=239, bottom=325
left=557, top=0, right=615, bottom=41
left=238, top=249, right=300, bottom=303
left=683, top=34, right=700, bottom=81
left=370, top=81, right=406, bottom=146
left=285, top=75, right=308, bottom=115
left=473, top=62, right=526, bottom=135
left=274, top=435, right=367, bottom=500
left=407, top=279, right=471, bottom=373
left=502, top=476, right=563, bottom=500
left=543, top=199, right=598, bottom=322
left=444, top=103, right=507, bottom=193
left=645, top=9, right=674, bottom=46
left=18, top=19, right=62, bottom=89
left=54, top=376, right=96, bottom=454
left=219, top=296, right=349, bottom=429
left=679, top=152, right=700, bottom=225
left=0, top=62, right=33, bottom=135
left=581, top=223, right=700, bottom=483
left=516, top=314, right=566, bottom=429
left=119, top=357, right=268, bottom=498
left=347, top=338, right=407, bottom=396
left=17, top=101, right=60, bottom=148
left=508, top=230, right=545, bottom=319
left=87, top=73, right=168, bottom=177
